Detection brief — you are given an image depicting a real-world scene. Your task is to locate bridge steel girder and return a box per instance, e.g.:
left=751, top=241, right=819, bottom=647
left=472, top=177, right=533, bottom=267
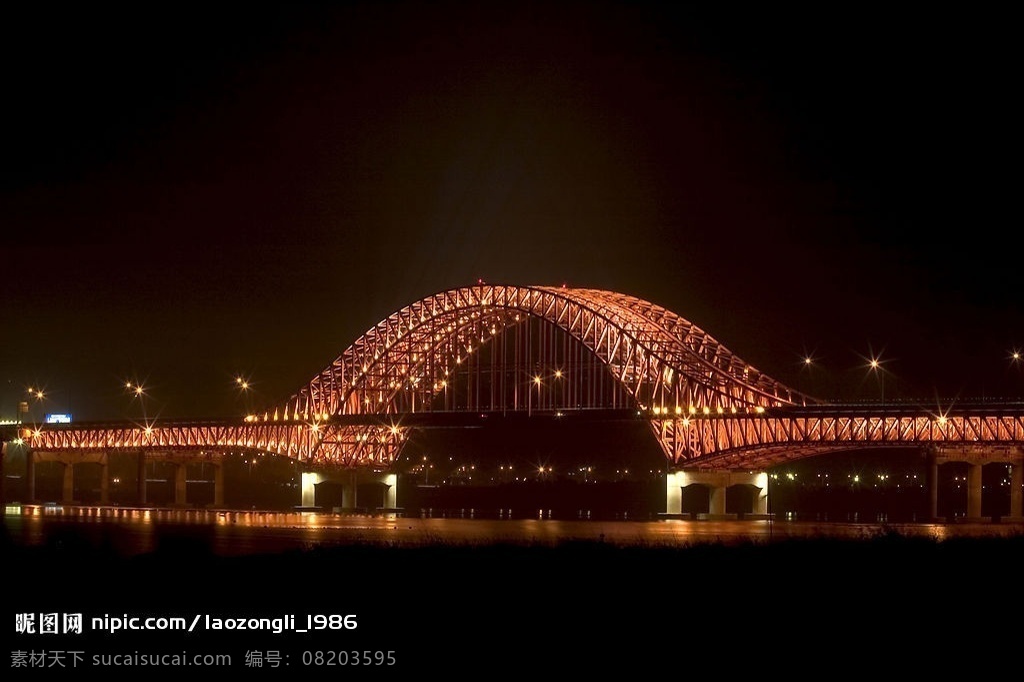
left=671, top=412, right=1024, bottom=469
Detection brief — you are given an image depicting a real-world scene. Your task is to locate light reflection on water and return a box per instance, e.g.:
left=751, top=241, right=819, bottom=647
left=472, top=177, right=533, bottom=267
left=4, top=503, right=1023, bottom=557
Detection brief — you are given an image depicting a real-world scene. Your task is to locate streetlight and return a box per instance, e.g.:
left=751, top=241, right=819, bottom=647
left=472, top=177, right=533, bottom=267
left=868, top=357, right=884, bottom=402
left=235, top=375, right=254, bottom=417
left=124, top=380, right=150, bottom=420
left=798, top=352, right=818, bottom=402
left=861, top=346, right=889, bottom=403
left=26, top=387, right=45, bottom=423
left=529, top=375, right=542, bottom=416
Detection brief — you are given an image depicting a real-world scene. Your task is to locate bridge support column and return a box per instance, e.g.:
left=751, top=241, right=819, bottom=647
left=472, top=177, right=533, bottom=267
left=340, top=470, right=358, bottom=511
left=1010, top=462, right=1023, bottom=521
left=381, top=472, right=397, bottom=511
left=1003, top=456, right=1019, bottom=520
left=927, top=451, right=939, bottom=521
left=754, top=474, right=768, bottom=515
left=99, top=453, right=109, bottom=505
left=213, top=463, right=225, bottom=508
left=0, top=441, right=6, bottom=506
left=967, top=462, right=983, bottom=521
left=61, top=461, right=74, bottom=504
left=174, top=463, right=188, bottom=506
left=136, top=451, right=147, bottom=505
left=300, top=471, right=321, bottom=509
left=665, top=471, right=683, bottom=516
left=709, top=486, right=726, bottom=516
left=26, top=449, right=35, bottom=503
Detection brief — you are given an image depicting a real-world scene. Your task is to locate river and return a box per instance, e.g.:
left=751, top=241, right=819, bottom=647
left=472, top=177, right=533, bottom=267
left=6, top=503, right=1023, bottom=676
left=5, top=502, right=1023, bottom=557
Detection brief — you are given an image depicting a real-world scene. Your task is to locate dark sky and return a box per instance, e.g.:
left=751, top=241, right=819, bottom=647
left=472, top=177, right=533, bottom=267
left=2, top=2, right=1020, bottom=422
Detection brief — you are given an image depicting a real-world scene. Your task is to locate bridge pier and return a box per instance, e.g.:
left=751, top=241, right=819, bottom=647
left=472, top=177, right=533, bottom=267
left=174, top=463, right=188, bottom=507
left=99, top=454, right=109, bottom=505
left=61, top=461, right=74, bottom=504
left=665, top=470, right=768, bottom=519
left=137, top=451, right=147, bottom=505
left=0, top=440, right=7, bottom=506
left=26, top=448, right=35, bottom=503
left=300, top=469, right=399, bottom=513
left=340, top=470, right=357, bottom=510
left=1012, top=464, right=1023, bottom=521
left=299, top=470, right=322, bottom=509
left=18, top=448, right=225, bottom=508
left=928, top=446, right=1024, bottom=522
left=967, top=462, right=983, bottom=520
left=213, top=463, right=224, bottom=508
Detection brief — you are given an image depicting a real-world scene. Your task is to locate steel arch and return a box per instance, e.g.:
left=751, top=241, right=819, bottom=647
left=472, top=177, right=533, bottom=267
left=269, top=284, right=812, bottom=466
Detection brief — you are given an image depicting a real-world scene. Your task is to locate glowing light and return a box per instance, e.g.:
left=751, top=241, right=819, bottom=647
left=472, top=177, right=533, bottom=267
left=533, top=376, right=542, bottom=386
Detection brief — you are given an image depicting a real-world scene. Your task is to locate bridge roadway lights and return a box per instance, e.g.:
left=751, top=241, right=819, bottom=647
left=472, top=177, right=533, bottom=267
left=664, top=470, right=769, bottom=520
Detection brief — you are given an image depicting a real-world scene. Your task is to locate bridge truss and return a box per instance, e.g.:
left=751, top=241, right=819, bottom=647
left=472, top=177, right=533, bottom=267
left=18, top=284, right=1024, bottom=471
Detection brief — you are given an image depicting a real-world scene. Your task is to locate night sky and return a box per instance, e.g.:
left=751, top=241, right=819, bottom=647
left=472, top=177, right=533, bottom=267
left=3, top=2, right=1020, bottom=423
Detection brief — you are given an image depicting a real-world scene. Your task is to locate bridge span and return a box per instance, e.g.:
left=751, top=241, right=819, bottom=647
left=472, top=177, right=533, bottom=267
left=4, top=284, right=1023, bottom=520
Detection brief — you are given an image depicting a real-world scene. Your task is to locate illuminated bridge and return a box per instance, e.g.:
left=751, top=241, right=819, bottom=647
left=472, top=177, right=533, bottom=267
left=4, top=284, right=1023, bottom=519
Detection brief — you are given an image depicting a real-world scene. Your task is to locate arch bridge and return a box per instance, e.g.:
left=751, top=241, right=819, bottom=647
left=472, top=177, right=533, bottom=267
left=7, top=284, right=1024, bottom=518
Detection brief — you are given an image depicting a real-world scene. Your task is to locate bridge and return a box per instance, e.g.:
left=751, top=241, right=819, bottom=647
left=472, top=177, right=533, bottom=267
left=4, top=283, right=1023, bottom=520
